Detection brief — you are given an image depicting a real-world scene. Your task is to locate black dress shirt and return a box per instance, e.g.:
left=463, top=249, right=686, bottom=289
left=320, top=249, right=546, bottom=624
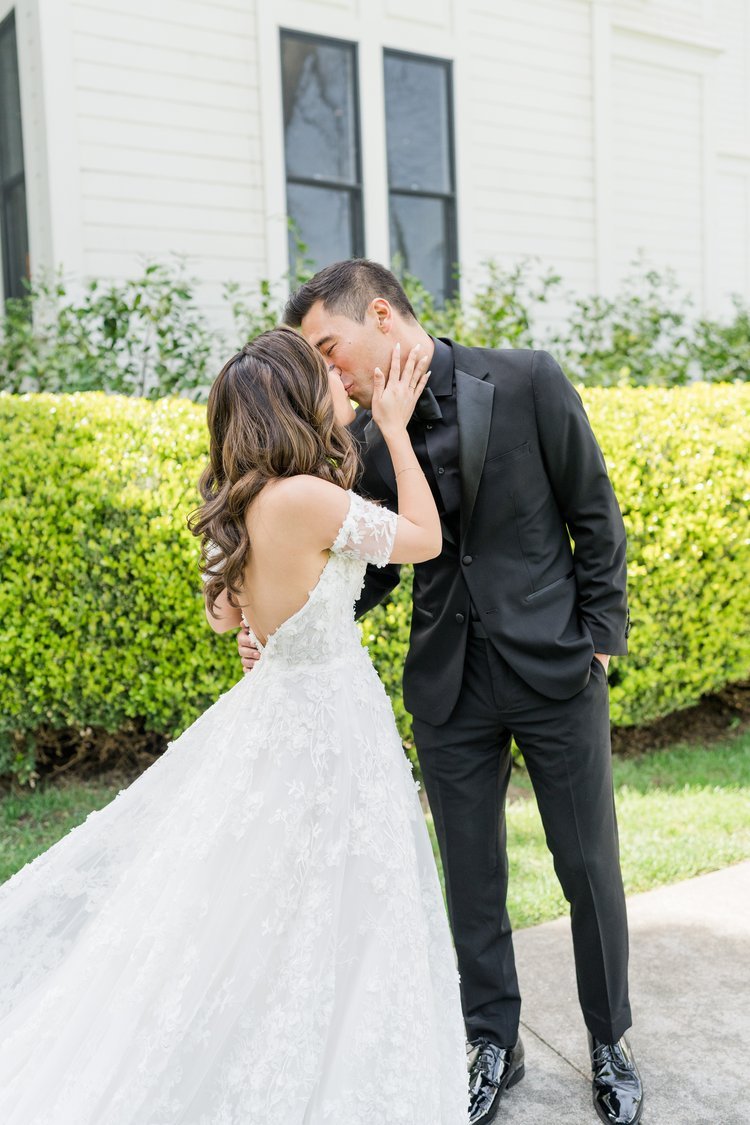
left=407, top=336, right=461, bottom=546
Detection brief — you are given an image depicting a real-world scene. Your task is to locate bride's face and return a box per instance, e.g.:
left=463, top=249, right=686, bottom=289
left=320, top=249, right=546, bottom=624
left=327, top=365, right=356, bottom=425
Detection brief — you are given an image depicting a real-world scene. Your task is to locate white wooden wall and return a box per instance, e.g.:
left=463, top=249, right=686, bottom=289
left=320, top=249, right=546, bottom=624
left=6, top=0, right=750, bottom=325
left=460, top=0, right=598, bottom=296
left=716, top=0, right=750, bottom=303
left=5, top=0, right=268, bottom=320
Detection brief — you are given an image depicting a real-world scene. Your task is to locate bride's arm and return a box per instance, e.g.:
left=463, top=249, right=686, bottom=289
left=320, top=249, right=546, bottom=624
left=205, top=588, right=243, bottom=633
left=202, top=543, right=243, bottom=632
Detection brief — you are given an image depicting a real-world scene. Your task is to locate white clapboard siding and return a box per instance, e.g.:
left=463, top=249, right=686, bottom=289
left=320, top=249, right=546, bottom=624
left=71, top=2, right=254, bottom=56
left=77, top=142, right=259, bottom=185
left=75, top=0, right=252, bottom=29
left=82, top=223, right=264, bottom=260
left=611, top=52, right=704, bottom=298
left=383, top=0, right=451, bottom=24
left=717, top=0, right=750, bottom=154
left=80, top=170, right=259, bottom=211
left=76, top=118, right=260, bottom=163
left=8, top=0, right=750, bottom=329
left=82, top=198, right=264, bottom=235
left=714, top=0, right=750, bottom=312
left=460, top=0, right=597, bottom=328
left=72, top=34, right=255, bottom=89
left=68, top=0, right=267, bottom=298
left=716, top=163, right=750, bottom=303
left=613, top=0, right=708, bottom=36
left=71, top=90, right=257, bottom=137
left=73, top=60, right=259, bottom=112
left=83, top=248, right=264, bottom=285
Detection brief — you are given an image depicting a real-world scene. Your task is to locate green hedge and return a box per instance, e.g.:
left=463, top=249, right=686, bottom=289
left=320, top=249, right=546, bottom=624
left=2, top=386, right=749, bottom=782
left=1, top=393, right=224, bottom=783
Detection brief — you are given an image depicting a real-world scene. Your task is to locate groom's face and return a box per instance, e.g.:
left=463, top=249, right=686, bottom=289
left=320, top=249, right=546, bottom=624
left=301, top=300, right=393, bottom=410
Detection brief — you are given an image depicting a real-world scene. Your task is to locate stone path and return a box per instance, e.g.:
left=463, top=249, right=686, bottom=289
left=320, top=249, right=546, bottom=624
left=496, top=861, right=750, bottom=1124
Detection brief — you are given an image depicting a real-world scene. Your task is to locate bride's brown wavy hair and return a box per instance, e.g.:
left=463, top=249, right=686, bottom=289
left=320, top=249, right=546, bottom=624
left=188, top=325, right=359, bottom=617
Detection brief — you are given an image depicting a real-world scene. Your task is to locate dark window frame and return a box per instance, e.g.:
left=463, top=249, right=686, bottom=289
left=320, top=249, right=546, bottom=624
left=0, top=9, right=30, bottom=302
left=280, top=27, right=365, bottom=270
left=383, top=46, right=458, bottom=302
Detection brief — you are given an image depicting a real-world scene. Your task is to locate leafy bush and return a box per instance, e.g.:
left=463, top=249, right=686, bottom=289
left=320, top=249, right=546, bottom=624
left=549, top=262, right=696, bottom=386
left=691, top=296, right=750, bottom=384
left=593, top=382, right=750, bottom=725
left=404, top=255, right=749, bottom=389
left=3, top=258, right=749, bottom=405
left=398, top=259, right=561, bottom=350
left=2, top=385, right=749, bottom=783
left=0, top=393, right=220, bottom=782
left=0, top=263, right=218, bottom=400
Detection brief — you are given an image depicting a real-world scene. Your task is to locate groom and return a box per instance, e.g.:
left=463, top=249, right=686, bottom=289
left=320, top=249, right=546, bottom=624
left=239, top=259, right=643, bottom=1125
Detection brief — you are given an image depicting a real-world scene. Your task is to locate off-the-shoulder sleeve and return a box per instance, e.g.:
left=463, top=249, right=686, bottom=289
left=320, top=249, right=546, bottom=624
left=331, top=490, right=398, bottom=568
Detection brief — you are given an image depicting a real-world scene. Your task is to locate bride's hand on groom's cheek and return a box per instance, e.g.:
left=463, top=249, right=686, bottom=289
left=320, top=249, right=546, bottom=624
left=238, top=626, right=261, bottom=673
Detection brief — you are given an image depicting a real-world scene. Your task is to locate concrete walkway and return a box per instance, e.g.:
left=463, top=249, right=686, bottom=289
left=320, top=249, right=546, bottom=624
left=496, top=861, right=750, bottom=1125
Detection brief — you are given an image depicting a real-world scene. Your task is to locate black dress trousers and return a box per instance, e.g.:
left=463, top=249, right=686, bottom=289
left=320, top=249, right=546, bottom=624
left=413, top=627, right=632, bottom=1048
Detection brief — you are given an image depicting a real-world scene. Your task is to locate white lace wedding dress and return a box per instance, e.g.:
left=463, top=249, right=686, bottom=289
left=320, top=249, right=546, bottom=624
left=0, top=491, right=467, bottom=1125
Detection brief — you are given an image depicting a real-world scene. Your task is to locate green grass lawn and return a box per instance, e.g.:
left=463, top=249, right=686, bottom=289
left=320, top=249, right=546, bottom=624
left=423, top=729, right=750, bottom=928
left=2, top=731, right=749, bottom=930
left=0, top=778, right=125, bottom=884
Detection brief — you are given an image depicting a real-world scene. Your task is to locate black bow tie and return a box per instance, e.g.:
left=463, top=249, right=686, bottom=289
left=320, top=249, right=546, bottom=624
left=414, top=387, right=443, bottom=423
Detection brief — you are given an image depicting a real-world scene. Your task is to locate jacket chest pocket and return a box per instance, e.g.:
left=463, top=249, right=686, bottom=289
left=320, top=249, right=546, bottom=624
left=483, top=441, right=532, bottom=475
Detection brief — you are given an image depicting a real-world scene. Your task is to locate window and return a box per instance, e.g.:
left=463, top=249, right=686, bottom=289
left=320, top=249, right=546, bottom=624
left=0, top=11, right=29, bottom=301
left=280, top=30, right=364, bottom=276
left=384, top=50, right=457, bottom=303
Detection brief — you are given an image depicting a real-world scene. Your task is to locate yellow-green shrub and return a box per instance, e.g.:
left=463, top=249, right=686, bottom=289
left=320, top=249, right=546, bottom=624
left=1, top=386, right=748, bottom=782
left=590, top=383, right=750, bottom=725
left=1, top=393, right=224, bottom=781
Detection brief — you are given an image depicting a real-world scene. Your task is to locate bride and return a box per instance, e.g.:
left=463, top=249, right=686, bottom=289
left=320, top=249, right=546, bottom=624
left=0, top=326, right=468, bottom=1123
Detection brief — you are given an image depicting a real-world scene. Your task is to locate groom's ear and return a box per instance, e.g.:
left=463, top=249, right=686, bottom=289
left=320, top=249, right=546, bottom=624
left=370, top=298, right=394, bottom=335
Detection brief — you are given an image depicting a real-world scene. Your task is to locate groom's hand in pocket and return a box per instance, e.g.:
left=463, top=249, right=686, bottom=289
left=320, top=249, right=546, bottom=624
left=238, top=625, right=261, bottom=674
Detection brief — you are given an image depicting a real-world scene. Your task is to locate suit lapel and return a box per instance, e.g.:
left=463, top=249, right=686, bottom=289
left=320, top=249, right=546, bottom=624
left=456, top=365, right=493, bottom=542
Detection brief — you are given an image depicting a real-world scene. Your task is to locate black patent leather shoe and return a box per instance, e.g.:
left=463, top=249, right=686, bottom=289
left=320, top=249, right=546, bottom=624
left=589, top=1033, right=644, bottom=1125
left=468, top=1037, right=525, bottom=1123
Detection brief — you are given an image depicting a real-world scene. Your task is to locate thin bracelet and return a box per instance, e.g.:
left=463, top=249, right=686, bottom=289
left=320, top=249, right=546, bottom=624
left=395, top=466, right=423, bottom=479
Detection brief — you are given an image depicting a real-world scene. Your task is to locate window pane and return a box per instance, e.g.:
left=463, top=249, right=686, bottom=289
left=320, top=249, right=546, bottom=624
left=287, top=183, right=356, bottom=274
left=389, top=194, right=451, bottom=305
left=0, top=19, right=24, bottom=183
left=3, top=177, right=30, bottom=299
left=282, top=34, right=358, bottom=185
left=384, top=53, right=451, bottom=194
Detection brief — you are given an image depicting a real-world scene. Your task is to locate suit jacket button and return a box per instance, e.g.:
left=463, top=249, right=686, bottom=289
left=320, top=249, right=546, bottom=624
left=455, top=612, right=465, bottom=624
left=462, top=554, right=473, bottom=565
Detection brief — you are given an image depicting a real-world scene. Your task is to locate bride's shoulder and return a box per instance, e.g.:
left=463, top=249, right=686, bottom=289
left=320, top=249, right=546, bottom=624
left=256, top=475, right=352, bottom=548
left=260, top=474, right=349, bottom=511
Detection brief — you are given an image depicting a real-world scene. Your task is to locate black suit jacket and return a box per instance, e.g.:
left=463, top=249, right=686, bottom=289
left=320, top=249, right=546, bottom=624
left=352, top=343, right=630, bottom=726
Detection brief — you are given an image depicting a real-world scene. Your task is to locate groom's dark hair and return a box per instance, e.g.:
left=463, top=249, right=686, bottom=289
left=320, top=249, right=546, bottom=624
left=284, top=258, right=418, bottom=327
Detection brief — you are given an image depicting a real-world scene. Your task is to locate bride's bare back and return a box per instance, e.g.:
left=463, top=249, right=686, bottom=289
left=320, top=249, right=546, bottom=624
left=238, top=477, right=349, bottom=647
left=230, top=458, right=442, bottom=647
